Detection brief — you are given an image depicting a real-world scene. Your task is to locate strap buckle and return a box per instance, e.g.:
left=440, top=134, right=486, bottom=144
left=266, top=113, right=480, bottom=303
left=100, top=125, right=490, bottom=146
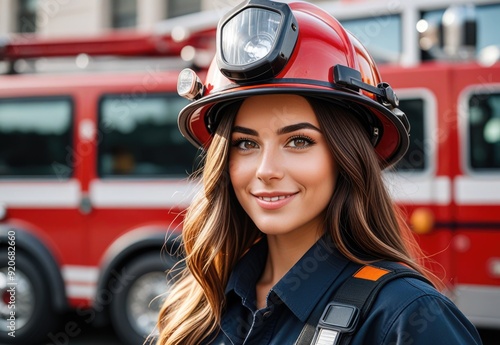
left=311, top=303, right=359, bottom=345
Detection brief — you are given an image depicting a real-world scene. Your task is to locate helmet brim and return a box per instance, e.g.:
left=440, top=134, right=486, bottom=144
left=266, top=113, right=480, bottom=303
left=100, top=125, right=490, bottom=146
left=178, top=84, right=409, bottom=168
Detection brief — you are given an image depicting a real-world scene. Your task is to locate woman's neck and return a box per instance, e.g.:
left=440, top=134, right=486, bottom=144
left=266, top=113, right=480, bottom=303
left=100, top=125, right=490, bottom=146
left=256, top=231, right=321, bottom=309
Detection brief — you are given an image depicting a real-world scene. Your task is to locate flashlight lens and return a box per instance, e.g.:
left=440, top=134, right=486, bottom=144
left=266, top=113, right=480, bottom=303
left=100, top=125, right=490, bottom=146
left=244, top=33, right=274, bottom=61
left=177, top=68, right=203, bottom=100
left=177, top=69, right=195, bottom=96
left=222, top=8, right=281, bottom=66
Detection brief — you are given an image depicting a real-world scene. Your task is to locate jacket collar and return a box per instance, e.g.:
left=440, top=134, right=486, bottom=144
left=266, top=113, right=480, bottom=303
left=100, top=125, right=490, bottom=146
left=225, top=235, right=350, bottom=322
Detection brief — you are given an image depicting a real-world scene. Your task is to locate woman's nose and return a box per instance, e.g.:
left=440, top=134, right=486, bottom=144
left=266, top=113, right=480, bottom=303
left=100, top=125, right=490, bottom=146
left=256, top=147, right=284, bottom=183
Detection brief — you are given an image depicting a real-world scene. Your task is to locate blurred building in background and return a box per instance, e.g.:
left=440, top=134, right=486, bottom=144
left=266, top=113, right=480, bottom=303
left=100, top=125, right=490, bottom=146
left=0, top=0, right=324, bottom=36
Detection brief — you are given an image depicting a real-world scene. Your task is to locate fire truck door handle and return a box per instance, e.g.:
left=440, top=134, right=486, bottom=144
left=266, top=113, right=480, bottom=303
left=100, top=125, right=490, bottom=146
left=79, top=195, right=92, bottom=215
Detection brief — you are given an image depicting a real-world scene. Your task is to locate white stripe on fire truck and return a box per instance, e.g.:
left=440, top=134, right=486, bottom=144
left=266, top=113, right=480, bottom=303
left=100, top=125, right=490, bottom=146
left=454, top=284, right=500, bottom=329
left=89, top=180, right=198, bottom=208
left=0, top=180, right=198, bottom=209
left=65, top=284, right=97, bottom=300
left=385, top=175, right=452, bottom=205
left=62, top=265, right=99, bottom=300
left=0, top=179, right=81, bottom=207
left=455, top=176, right=500, bottom=205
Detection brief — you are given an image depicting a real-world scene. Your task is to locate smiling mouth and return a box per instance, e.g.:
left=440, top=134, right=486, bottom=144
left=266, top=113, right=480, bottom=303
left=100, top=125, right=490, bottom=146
left=257, top=195, right=294, bottom=202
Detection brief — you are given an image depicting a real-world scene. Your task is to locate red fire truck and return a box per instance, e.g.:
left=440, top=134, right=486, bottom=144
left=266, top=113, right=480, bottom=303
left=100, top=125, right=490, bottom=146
left=0, top=13, right=217, bottom=345
left=325, top=0, right=500, bottom=331
left=0, top=1, right=499, bottom=344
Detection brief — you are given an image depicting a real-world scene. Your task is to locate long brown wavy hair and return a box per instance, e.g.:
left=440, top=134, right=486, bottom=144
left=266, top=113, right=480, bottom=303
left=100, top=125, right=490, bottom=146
left=155, top=96, right=437, bottom=345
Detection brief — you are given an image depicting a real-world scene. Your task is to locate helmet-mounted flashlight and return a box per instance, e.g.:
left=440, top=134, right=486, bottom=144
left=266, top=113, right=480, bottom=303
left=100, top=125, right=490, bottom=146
left=177, top=68, right=204, bottom=101
left=216, top=0, right=299, bottom=82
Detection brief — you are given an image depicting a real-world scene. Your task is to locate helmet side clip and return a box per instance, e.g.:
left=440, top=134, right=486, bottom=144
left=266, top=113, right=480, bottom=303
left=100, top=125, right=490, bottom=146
left=333, top=65, right=399, bottom=109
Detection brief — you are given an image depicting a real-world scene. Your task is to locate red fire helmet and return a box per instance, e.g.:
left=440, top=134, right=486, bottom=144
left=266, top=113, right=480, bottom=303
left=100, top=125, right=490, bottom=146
left=177, top=0, right=409, bottom=168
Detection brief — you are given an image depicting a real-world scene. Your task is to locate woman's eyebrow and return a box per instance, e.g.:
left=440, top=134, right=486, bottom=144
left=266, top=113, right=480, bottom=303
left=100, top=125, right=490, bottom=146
left=232, top=126, right=258, bottom=136
left=277, top=122, right=321, bottom=135
left=232, top=122, right=321, bottom=136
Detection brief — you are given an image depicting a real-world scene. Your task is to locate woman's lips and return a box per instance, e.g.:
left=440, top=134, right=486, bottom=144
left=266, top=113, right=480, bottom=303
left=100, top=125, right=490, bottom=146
left=253, top=193, right=297, bottom=210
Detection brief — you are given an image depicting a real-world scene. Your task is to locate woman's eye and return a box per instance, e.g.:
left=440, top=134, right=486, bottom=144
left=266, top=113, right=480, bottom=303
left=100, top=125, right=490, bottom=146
left=233, top=139, right=258, bottom=150
left=287, top=136, right=314, bottom=148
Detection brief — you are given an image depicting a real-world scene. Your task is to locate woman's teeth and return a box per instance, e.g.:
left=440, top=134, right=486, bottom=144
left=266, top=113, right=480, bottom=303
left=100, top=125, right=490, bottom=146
left=259, top=195, right=290, bottom=202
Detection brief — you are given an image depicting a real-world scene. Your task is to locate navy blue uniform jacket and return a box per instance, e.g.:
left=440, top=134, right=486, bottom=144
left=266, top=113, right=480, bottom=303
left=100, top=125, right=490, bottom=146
left=206, top=237, right=483, bottom=345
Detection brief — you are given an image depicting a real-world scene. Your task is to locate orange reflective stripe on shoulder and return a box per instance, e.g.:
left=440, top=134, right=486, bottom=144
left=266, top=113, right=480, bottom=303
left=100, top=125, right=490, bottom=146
left=353, top=265, right=391, bottom=281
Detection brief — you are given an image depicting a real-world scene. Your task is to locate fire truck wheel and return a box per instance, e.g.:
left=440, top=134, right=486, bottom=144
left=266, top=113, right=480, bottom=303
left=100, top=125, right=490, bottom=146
left=110, top=251, right=178, bottom=345
left=0, top=249, right=59, bottom=344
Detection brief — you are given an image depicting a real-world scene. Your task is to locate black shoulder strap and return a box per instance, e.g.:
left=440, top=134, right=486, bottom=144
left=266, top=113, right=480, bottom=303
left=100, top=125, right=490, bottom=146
left=295, top=261, right=433, bottom=345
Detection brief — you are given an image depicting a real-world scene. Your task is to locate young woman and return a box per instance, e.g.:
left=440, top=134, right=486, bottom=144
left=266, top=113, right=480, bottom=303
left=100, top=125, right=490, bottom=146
left=156, top=1, right=483, bottom=344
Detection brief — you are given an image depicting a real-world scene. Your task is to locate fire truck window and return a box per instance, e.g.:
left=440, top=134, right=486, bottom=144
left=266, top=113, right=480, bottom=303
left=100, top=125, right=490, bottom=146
left=393, top=98, right=426, bottom=172
left=98, top=94, right=198, bottom=178
left=167, top=0, right=201, bottom=18
left=469, top=93, right=500, bottom=170
left=0, top=97, right=73, bottom=178
left=340, top=15, right=401, bottom=64
left=111, top=0, right=137, bottom=28
left=17, top=0, right=38, bottom=33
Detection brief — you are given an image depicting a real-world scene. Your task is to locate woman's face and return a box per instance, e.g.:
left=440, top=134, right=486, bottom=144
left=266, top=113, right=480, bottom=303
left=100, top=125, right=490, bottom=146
left=229, top=94, right=337, bottom=239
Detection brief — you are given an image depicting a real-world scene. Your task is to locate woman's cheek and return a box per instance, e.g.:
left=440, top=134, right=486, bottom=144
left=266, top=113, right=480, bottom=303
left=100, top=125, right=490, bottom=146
left=228, top=156, right=247, bottom=186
